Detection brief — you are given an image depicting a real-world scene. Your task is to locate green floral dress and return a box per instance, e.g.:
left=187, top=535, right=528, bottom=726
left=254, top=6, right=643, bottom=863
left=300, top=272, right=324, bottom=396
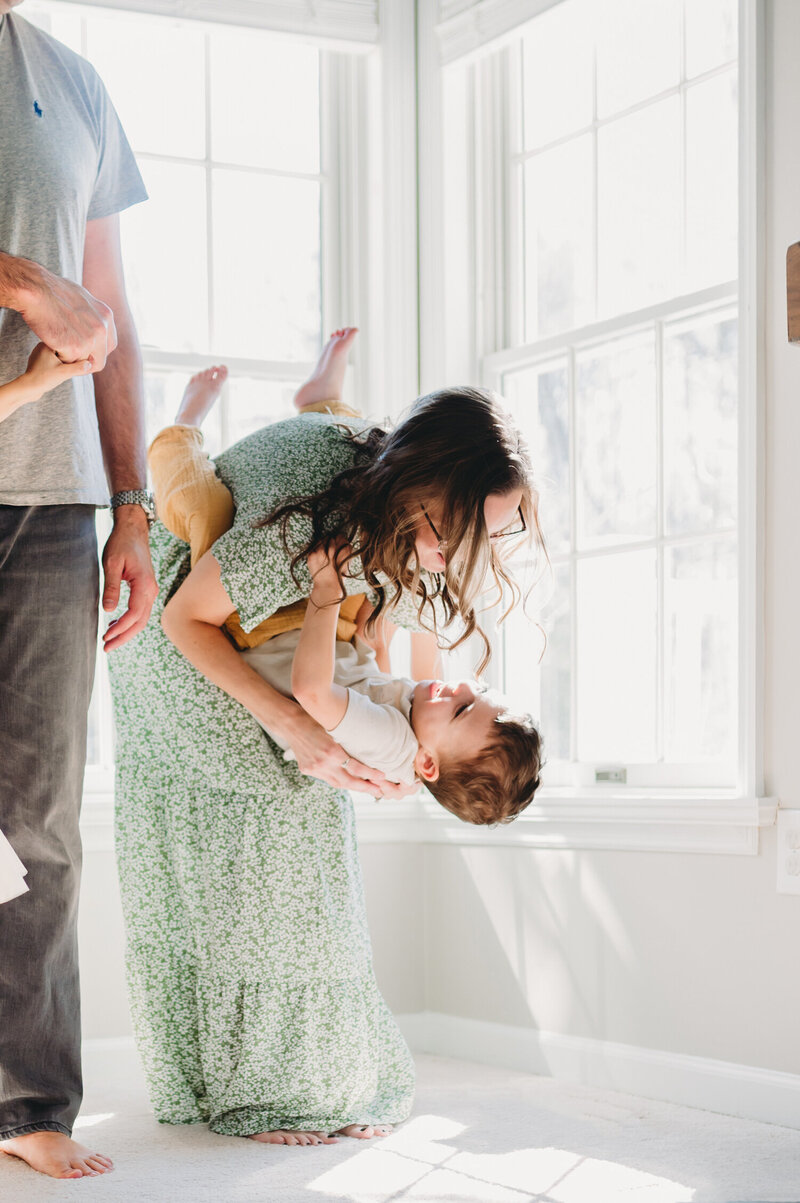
left=108, top=414, right=416, bottom=1136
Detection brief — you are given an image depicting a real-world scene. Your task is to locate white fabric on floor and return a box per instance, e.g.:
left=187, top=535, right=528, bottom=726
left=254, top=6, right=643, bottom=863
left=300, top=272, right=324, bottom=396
left=2, top=1044, right=798, bottom=1202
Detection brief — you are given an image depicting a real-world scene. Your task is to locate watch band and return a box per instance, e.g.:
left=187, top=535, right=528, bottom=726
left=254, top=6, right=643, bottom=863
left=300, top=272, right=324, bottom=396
left=110, top=489, right=156, bottom=525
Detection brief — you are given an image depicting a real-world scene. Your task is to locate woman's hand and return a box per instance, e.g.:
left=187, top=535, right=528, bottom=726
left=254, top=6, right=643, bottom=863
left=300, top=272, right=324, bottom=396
left=285, top=708, right=415, bottom=799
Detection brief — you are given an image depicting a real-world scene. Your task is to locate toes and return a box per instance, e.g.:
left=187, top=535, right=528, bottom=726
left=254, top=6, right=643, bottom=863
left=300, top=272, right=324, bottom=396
left=71, top=1159, right=98, bottom=1176
left=339, top=1124, right=374, bottom=1139
left=86, top=1155, right=112, bottom=1173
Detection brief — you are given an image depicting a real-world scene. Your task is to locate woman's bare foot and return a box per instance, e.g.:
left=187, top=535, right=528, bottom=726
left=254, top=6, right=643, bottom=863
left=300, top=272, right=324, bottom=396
left=0, top=1131, right=114, bottom=1179
left=175, top=364, right=229, bottom=427
left=293, top=328, right=358, bottom=412
left=248, top=1130, right=339, bottom=1147
left=335, top=1123, right=393, bottom=1139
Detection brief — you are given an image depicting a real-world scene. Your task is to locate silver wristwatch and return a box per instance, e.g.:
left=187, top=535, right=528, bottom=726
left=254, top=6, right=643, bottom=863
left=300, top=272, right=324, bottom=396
left=110, top=489, right=156, bottom=526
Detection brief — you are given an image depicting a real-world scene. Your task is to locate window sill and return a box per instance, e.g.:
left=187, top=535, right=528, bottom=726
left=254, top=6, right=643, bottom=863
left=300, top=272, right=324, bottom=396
left=353, top=791, right=779, bottom=854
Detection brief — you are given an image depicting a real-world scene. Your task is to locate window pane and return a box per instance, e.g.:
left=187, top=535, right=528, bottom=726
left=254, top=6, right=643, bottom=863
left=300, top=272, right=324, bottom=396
left=212, top=171, right=321, bottom=360
left=505, top=573, right=571, bottom=765
left=597, top=97, right=682, bottom=317
left=576, top=335, right=656, bottom=548
left=685, top=71, right=738, bottom=291
left=524, top=135, right=594, bottom=340
left=663, top=312, right=737, bottom=537
left=664, top=539, right=737, bottom=767
left=685, top=0, right=738, bottom=78
left=522, top=0, right=593, bottom=149
left=503, top=362, right=570, bottom=554
left=225, top=378, right=299, bottom=447
left=121, top=160, right=209, bottom=353
left=596, top=0, right=681, bottom=119
left=577, top=550, right=657, bottom=763
left=210, top=32, right=320, bottom=173
left=85, top=11, right=206, bottom=159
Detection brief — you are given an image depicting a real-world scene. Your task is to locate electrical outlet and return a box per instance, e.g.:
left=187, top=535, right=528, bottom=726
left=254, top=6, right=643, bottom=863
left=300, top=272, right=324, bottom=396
left=776, top=810, right=800, bottom=895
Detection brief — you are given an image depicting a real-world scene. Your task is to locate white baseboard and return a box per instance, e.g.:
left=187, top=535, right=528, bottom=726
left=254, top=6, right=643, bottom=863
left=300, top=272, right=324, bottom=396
left=396, top=1011, right=800, bottom=1131
left=82, top=1020, right=800, bottom=1131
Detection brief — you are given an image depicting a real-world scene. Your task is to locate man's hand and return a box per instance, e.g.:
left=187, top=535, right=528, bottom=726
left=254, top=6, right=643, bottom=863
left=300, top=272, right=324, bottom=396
left=101, top=508, right=157, bottom=653
left=4, top=254, right=118, bottom=370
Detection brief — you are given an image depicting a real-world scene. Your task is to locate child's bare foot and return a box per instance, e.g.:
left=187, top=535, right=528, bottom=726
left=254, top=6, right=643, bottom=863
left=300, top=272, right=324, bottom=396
left=0, top=1131, right=114, bottom=1179
left=335, top=1123, right=393, bottom=1139
left=175, top=364, right=229, bottom=427
left=293, top=328, right=358, bottom=412
left=248, top=1130, right=338, bottom=1147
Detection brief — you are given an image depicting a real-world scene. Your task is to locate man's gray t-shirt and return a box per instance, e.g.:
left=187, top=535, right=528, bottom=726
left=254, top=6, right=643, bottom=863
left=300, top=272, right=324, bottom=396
left=0, top=13, right=147, bottom=505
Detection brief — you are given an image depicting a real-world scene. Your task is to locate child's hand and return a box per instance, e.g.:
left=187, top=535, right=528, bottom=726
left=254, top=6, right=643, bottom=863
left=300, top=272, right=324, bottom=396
left=308, top=539, right=352, bottom=596
left=24, top=342, right=92, bottom=398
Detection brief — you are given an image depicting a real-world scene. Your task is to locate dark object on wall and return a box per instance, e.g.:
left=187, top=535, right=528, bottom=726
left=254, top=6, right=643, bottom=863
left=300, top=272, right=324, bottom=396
left=787, top=242, right=800, bottom=341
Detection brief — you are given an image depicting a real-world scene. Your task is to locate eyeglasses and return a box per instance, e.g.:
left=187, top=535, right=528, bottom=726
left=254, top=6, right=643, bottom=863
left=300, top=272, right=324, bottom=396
left=421, top=504, right=527, bottom=550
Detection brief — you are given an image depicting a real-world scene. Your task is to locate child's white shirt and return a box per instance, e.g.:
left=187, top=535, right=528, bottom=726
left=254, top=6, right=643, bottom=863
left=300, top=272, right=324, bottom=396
left=327, top=674, right=418, bottom=785
left=241, top=633, right=419, bottom=784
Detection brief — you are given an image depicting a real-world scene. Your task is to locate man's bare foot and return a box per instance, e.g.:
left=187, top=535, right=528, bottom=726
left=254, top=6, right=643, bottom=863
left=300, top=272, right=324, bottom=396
left=293, top=328, right=358, bottom=412
left=175, top=364, right=229, bottom=427
left=0, top=1131, right=113, bottom=1179
left=335, top=1123, right=393, bottom=1139
left=248, top=1129, right=338, bottom=1147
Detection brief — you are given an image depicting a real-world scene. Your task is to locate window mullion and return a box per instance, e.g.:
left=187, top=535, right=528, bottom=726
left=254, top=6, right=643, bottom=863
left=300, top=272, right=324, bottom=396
left=568, top=344, right=578, bottom=768
left=679, top=0, right=688, bottom=280
left=591, top=21, right=599, bottom=321
left=505, top=41, right=524, bottom=348
left=656, top=318, right=665, bottom=765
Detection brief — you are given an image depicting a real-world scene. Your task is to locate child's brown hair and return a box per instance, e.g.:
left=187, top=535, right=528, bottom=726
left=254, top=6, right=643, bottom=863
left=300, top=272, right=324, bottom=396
left=426, top=711, right=542, bottom=825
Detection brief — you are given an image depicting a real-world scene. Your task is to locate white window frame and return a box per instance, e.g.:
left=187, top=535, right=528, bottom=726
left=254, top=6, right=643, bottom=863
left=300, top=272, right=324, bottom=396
left=409, top=0, right=775, bottom=853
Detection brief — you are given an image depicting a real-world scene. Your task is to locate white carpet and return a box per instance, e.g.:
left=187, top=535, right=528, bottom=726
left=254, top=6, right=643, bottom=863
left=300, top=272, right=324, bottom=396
left=2, top=1043, right=799, bottom=1203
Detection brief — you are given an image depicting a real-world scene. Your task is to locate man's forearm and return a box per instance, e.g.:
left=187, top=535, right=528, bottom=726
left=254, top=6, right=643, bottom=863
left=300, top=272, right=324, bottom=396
left=93, top=300, right=146, bottom=495
left=0, top=251, right=40, bottom=311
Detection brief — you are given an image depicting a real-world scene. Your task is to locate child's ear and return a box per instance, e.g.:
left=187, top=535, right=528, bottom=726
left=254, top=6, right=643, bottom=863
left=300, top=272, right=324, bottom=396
left=415, top=748, right=439, bottom=783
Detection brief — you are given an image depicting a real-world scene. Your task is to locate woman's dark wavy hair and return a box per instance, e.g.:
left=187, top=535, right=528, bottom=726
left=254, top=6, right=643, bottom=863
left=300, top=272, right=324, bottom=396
left=257, top=387, right=546, bottom=672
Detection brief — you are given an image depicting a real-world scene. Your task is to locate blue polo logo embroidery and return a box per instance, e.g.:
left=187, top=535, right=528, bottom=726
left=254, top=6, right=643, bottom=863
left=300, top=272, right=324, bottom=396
left=33, top=100, right=43, bottom=117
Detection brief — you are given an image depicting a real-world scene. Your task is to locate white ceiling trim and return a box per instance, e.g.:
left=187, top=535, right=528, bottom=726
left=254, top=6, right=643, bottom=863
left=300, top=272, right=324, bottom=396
left=64, top=0, right=379, bottom=45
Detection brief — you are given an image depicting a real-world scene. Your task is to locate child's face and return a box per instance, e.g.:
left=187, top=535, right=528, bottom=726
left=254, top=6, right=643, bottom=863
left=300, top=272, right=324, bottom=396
left=410, top=679, right=505, bottom=770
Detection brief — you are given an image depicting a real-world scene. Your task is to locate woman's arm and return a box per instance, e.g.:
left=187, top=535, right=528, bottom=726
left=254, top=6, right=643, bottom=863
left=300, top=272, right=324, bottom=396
left=161, top=550, right=392, bottom=795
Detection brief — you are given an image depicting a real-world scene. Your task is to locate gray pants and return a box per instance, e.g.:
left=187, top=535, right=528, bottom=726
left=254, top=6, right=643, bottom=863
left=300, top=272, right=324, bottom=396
left=0, top=505, right=98, bottom=1137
